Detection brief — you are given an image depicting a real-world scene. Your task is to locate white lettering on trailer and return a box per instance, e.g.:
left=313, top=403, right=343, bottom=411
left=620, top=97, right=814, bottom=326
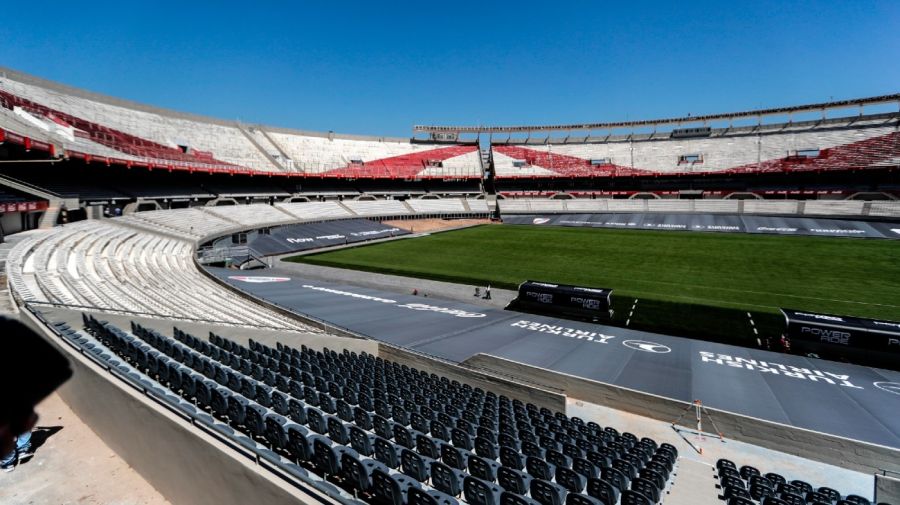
left=698, top=352, right=863, bottom=389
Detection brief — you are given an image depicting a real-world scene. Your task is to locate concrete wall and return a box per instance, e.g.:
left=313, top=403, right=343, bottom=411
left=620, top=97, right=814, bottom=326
left=18, top=309, right=342, bottom=505
left=1, top=211, right=23, bottom=235
left=463, top=353, right=900, bottom=475
left=875, top=473, right=900, bottom=505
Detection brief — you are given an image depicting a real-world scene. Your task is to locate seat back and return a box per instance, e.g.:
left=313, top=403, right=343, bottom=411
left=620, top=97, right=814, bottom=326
left=464, top=476, right=500, bottom=505
left=630, top=477, right=660, bottom=503
left=339, top=453, right=369, bottom=492
left=327, top=417, right=349, bottom=445
left=311, top=438, right=339, bottom=475
left=526, top=456, right=555, bottom=481
left=530, top=479, right=566, bottom=505
left=431, top=461, right=463, bottom=497
left=374, top=437, right=400, bottom=468
left=400, top=448, right=430, bottom=483
left=750, top=483, right=775, bottom=501
left=452, top=428, right=474, bottom=450
left=740, top=465, right=761, bottom=480
left=475, top=436, right=499, bottom=460
left=441, top=443, right=468, bottom=470
left=612, top=459, right=638, bottom=480
left=394, top=424, right=415, bottom=449
left=500, top=446, right=525, bottom=470
left=573, top=458, right=599, bottom=479
left=245, top=404, right=267, bottom=437
left=408, top=488, right=440, bottom=505
left=546, top=449, right=572, bottom=469
left=497, top=466, right=530, bottom=495
left=372, top=469, right=404, bottom=505
left=817, top=487, right=841, bottom=503
left=601, top=467, right=629, bottom=491
left=556, top=466, right=587, bottom=493
left=790, top=480, right=813, bottom=495
left=468, top=455, right=497, bottom=482
left=286, top=424, right=311, bottom=461
left=306, top=407, right=327, bottom=434
left=416, top=434, right=440, bottom=460
left=264, top=413, right=288, bottom=450
left=501, top=491, right=540, bottom=505
left=621, top=490, right=652, bottom=505
left=586, top=478, right=620, bottom=505
left=348, top=425, right=373, bottom=456
left=569, top=493, right=605, bottom=505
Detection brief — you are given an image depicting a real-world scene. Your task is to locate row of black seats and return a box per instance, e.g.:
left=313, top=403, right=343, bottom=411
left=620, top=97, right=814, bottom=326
left=716, top=458, right=888, bottom=505
left=83, top=314, right=676, bottom=505
left=212, top=331, right=679, bottom=501
left=204, top=328, right=678, bottom=505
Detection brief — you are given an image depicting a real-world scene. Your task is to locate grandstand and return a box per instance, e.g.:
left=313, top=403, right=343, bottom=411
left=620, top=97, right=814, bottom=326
left=1, top=67, right=899, bottom=505
left=0, top=67, right=482, bottom=179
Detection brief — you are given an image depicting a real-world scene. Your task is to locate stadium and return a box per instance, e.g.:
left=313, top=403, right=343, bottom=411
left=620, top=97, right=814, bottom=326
left=1, top=7, right=899, bottom=505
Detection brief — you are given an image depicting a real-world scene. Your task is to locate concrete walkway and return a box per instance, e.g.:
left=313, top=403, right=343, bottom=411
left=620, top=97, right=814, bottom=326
left=0, top=391, right=169, bottom=505
left=274, top=260, right=518, bottom=309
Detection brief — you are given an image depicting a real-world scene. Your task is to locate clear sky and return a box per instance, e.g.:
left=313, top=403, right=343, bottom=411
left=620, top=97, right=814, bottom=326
left=3, top=1, right=898, bottom=137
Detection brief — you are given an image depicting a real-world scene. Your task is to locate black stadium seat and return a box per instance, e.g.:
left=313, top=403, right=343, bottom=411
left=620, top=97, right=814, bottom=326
left=497, top=466, right=531, bottom=495
left=311, top=437, right=343, bottom=476
left=778, top=493, right=805, bottom=505
left=566, top=494, right=605, bottom=505
left=601, top=467, right=629, bottom=491
left=464, top=476, right=502, bottom=505
left=440, top=443, right=469, bottom=471
left=750, top=483, right=775, bottom=501
left=264, top=413, right=289, bottom=450
left=349, top=425, right=375, bottom=456
left=500, top=492, right=540, bottom=505
left=818, top=487, right=842, bottom=503
left=409, top=487, right=459, bottom=505
left=555, top=466, right=587, bottom=493
left=374, top=437, right=402, bottom=469
left=400, top=448, right=433, bottom=483
left=620, top=490, right=653, bottom=505
left=286, top=423, right=312, bottom=462
left=416, top=434, right=440, bottom=460
left=526, top=456, right=555, bottom=481
left=431, top=461, right=466, bottom=497
left=468, top=455, right=500, bottom=482
left=587, top=478, right=620, bottom=505
left=630, top=477, right=660, bottom=503
left=372, top=469, right=407, bottom=505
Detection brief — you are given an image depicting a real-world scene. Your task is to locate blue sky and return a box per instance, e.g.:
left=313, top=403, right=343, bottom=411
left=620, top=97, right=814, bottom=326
left=3, top=1, right=898, bottom=137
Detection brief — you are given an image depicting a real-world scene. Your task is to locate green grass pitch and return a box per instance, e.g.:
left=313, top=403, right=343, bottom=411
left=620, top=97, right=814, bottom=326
left=288, top=224, right=900, bottom=344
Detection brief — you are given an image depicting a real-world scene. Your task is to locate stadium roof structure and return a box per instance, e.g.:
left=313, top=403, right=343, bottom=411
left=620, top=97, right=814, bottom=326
left=414, top=93, right=900, bottom=135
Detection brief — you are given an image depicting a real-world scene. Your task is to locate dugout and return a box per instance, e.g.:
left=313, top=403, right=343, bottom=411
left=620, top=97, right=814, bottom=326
left=507, top=280, right=614, bottom=321
left=781, top=308, right=900, bottom=368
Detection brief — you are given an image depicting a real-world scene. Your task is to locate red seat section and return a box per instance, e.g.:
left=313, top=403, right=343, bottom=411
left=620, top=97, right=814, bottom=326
left=727, top=131, right=900, bottom=174
left=494, top=130, right=899, bottom=178
left=0, top=90, right=236, bottom=168
left=322, top=145, right=478, bottom=178
left=493, top=145, right=650, bottom=177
